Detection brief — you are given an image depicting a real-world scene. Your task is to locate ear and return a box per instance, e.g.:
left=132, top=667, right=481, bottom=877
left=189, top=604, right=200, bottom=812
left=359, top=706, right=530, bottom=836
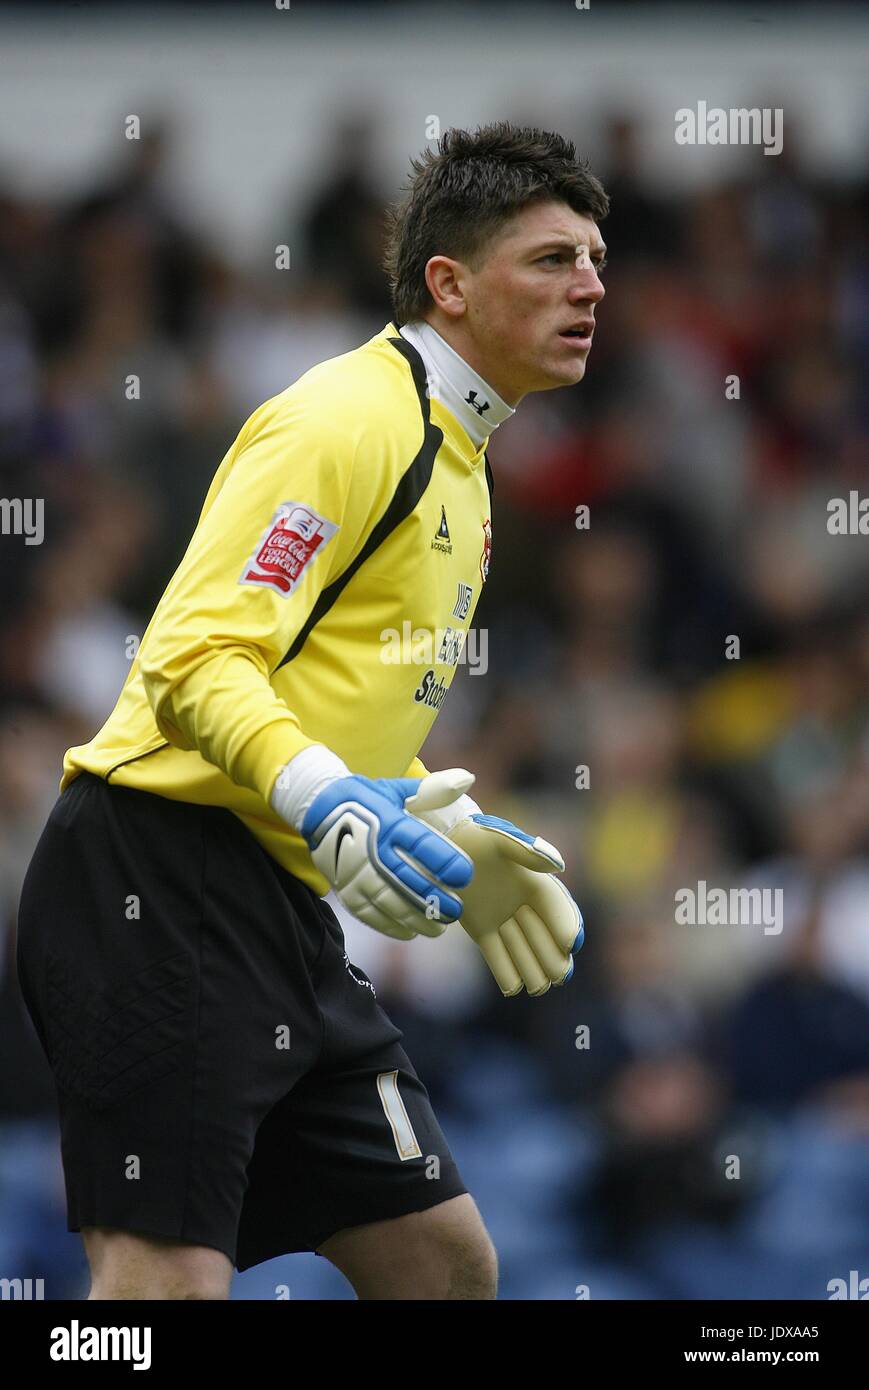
left=424, top=255, right=469, bottom=319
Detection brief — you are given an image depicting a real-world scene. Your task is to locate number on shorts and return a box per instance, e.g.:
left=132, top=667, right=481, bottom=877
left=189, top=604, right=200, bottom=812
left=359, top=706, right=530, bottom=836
left=377, top=1070, right=422, bottom=1160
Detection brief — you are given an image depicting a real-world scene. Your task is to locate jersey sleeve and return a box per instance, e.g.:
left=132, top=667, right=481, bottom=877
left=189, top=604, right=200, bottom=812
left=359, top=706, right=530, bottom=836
left=404, top=756, right=431, bottom=779
left=137, top=395, right=376, bottom=805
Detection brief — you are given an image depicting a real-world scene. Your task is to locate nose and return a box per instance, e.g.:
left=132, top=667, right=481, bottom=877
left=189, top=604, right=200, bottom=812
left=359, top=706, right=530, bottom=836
left=569, top=269, right=605, bottom=305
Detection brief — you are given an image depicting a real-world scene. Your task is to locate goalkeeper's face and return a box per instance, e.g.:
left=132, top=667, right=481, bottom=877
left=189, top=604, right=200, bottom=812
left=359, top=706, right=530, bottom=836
left=432, top=200, right=607, bottom=405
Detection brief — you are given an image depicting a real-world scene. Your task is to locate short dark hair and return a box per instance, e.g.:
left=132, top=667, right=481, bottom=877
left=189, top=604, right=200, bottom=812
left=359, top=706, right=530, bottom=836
left=383, top=121, right=609, bottom=327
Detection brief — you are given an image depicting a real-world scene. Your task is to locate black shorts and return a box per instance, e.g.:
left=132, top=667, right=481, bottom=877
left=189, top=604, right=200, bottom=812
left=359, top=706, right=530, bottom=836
left=15, top=772, right=466, bottom=1272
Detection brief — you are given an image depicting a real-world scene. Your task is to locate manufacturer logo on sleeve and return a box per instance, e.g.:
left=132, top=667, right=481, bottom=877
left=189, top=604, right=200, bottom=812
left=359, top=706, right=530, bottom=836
left=239, top=502, right=338, bottom=597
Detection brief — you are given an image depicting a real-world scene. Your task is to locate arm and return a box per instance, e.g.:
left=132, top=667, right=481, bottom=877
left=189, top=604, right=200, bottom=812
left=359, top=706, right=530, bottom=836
left=138, top=398, right=367, bottom=804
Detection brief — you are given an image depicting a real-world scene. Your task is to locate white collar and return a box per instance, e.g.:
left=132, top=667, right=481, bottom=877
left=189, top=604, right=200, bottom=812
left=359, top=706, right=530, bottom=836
left=398, top=319, right=514, bottom=450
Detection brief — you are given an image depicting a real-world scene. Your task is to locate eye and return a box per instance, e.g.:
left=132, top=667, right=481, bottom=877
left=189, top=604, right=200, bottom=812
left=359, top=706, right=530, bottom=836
left=538, top=253, right=563, bottom=265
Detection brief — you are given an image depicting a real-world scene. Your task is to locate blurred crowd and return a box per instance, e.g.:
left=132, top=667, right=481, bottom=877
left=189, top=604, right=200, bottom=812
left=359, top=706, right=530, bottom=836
left=1, top=107, right=867, bottom=1299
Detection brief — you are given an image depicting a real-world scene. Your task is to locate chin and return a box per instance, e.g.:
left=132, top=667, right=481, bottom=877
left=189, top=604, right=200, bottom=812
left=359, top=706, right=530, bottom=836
left=540, top=359, right=587, bottom=389
left=518, top=351, right=589, bottom=394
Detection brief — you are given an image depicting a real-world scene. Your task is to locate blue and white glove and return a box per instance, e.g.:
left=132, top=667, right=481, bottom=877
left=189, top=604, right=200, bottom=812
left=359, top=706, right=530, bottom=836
left=413, top=782, right=584, bottom=996
left=271, top=748, right=475, bottom=941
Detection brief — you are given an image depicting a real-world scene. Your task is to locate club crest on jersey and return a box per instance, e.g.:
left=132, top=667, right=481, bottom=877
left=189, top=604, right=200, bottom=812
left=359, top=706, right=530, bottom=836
left=480, top=518, right=492, bottom=583
left=239, top=502, right=338, bottom=597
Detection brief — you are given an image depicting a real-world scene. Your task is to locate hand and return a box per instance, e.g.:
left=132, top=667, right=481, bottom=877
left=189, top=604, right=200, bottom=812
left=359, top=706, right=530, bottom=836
left=417, top=806, right=584, bottom=996
left=301, top=769, right=476, bottom=941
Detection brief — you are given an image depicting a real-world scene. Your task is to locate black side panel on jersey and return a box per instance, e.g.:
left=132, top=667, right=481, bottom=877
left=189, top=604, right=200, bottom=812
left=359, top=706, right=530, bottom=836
left=274, top=335, right=443, bottom=671
left=484, top=453, right=495, bottom=502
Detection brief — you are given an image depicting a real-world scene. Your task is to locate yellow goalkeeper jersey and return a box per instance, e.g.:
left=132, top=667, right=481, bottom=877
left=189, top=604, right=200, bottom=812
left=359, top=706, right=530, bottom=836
left=61, top=322, right=495, bottom=892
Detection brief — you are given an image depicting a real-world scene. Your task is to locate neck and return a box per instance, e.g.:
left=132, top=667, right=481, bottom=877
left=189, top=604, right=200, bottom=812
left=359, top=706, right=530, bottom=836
left=426, top=315, right=523, bottom=406
left=398, top=319, right=515, bottom=449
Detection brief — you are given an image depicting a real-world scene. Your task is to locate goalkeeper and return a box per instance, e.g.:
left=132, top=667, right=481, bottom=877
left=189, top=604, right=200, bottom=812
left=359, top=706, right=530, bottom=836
left=16, top=121, right=608, bottom=1301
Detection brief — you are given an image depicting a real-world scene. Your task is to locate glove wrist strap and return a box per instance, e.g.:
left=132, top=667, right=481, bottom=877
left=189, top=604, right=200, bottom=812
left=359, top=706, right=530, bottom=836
left=270, top=744, right=352, bottom=832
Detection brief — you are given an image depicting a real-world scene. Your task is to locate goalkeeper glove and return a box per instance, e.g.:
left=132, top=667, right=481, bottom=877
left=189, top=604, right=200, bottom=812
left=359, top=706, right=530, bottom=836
left=413, top=781, right=584, bottom=996
left=271, top=746, right=475, bottom=941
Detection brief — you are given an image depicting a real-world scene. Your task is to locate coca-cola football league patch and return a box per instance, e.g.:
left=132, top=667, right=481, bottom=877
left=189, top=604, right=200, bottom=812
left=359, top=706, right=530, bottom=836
left=238, top=502, right=339, bottom=597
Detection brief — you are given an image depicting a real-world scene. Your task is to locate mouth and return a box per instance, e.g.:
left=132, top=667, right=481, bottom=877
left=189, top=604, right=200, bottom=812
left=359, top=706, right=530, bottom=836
left=559, top=322, right=594, bottom=348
